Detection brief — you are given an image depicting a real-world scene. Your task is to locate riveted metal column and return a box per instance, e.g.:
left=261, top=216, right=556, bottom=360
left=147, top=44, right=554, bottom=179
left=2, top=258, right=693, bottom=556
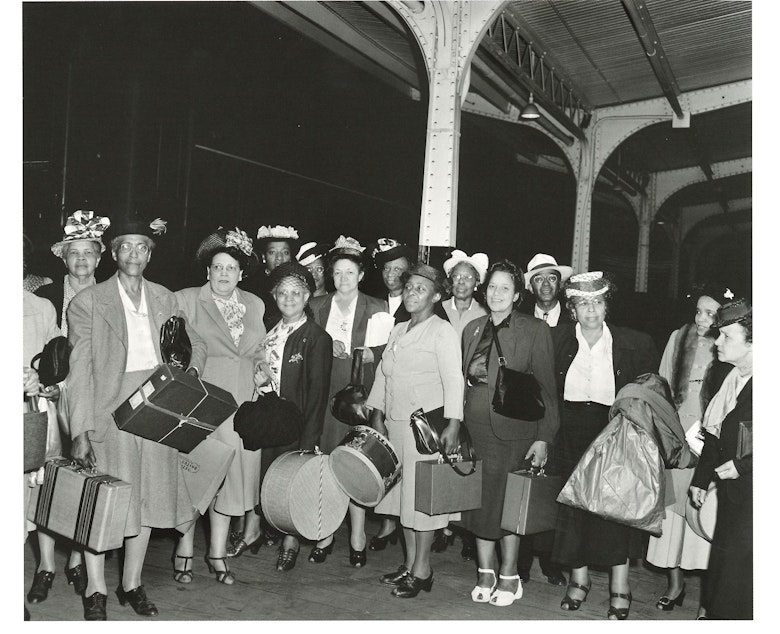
left=634, top=187, right=654, bottom=292
left=389, top=1, right=504, bottom=259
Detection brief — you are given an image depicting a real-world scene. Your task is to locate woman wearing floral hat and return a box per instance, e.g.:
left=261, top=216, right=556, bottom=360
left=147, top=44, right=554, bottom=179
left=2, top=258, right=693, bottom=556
left=171, top=227, right=266, bottom=586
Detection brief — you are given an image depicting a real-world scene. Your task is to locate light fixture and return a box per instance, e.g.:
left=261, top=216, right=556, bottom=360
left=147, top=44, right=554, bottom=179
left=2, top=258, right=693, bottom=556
left=521, top=94, right=541, bottom=119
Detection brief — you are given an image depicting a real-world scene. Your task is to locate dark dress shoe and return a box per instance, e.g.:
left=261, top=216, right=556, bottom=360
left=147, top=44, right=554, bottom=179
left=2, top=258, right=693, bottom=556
left=392, top=571, right=434, bottom=598
left=518, top=569, right=531, bottom=583
left=546, top=572, right=567, bottom=587
left=431, top=529, right=455, bottom=553
left=276, top=547, right=299, bottom=571
left=226, top=534, right=263, bottom=558
left=83, top=592, right=107, bottom=621
left=379, top=565, right=411, bottom=586
left=308, top=541, right=334, bottom=563
left=27, top=570, right=55, bottom=603
left=369, top=529, right=399, bottom=551
left=65, top=564, right=88, bottom=595
left=116, top=585, right=159, bottom=616
left=349, top=546, right=367, bottom=567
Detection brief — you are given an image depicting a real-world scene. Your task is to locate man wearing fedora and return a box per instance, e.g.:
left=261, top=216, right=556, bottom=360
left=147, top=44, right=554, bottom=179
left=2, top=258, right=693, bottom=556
left=520, top=253, right=574, bottom=327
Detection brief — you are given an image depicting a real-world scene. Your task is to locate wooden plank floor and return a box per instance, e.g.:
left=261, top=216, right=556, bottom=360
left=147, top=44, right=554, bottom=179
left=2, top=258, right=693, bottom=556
left=24, top=516, right=703, bottom=621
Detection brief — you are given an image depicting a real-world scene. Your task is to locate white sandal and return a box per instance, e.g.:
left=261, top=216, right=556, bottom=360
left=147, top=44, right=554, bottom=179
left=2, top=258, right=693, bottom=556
left=470, top=568, right=497, bottom=603
left=489, top=574, right=523, bottom=607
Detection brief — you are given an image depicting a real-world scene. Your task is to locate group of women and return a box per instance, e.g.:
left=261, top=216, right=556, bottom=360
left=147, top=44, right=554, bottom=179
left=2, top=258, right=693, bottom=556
left=23, top=216, right=753, bottom=620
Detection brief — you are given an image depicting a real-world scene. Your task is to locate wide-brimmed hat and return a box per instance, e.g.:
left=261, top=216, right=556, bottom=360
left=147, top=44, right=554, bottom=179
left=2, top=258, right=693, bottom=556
left=523, top=253, right=573, bottom=290
left=442, top=249, right=489, bottom=284
left=371, top=238, right=414, bottom=267
left=267, top=260, right=316, bottom=295
left=296, top=241, right=331, bottom=267
left=564, top=271, right=611, bottom=299
left=713, top=298, right=751, bottom=328
left=402, top=262, right=446, bottom=295
left=51, top=210, right=111, bottom=258
left=195, top=226, right=259, bottom=272
left=256, top=225, right=299, bottom=248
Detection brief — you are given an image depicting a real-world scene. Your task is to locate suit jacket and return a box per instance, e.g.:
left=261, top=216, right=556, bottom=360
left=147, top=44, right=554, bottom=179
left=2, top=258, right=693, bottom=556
left=66, top=274, right=207, bottom=442
left=175, top=284, right=266, bottom=403
left=277, top=320, right=333, bottom=450
left=461, top=311, right=559, bottom=443
left=35, top=279, right=65, bottom=328
left=551, top=322, right=659, bottom=400
left=691, top=375, right=752, bottom=506
left=518, top=296, right=574, bottom=327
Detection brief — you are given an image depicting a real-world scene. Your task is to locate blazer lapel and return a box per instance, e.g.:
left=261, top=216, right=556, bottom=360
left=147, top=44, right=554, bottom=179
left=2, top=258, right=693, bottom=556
left=352, top=293, right=368, bottom=348
left=199, top=283, right=235, bottom=345
left=95, top=274, right=128, bottom=350
left=462, top=315, right=488, bottom=375
left=145, top=280, right=169, bottom=362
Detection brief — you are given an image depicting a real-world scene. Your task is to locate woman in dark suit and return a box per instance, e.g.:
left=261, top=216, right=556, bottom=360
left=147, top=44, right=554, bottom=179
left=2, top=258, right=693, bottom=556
left=67, top=216, right=206, bottom=620
left=173, top=227, right=266, bottom=585
left=690, top=299, right=752, bottom=620
left=461, top=259, right=559, bottom=607
left=551, top=272, right=658, bottom=620
left=255, top=261, right=333, bottom=571
left=308, top=236, right=388, bottom=565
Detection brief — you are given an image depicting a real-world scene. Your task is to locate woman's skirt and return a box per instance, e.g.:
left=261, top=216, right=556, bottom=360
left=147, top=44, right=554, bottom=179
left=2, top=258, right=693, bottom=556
left=460, top=385, right=534, bottom=540
left=318, top=356, right=354, bottom=453
left=375, top=417, right=451, bottom=532
left=552, top=401, right=645, bottom=568
left=91, top=369, right=193, bottom=536
left=211, top=413, right=262, bottom=517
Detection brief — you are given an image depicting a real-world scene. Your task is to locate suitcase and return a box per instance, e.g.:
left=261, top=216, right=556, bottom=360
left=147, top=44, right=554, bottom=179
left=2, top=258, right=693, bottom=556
left=500, top=469, right=563, bottom=535
left=414, top=459, right=482, bottom=515
left=26, top=457, right=132, bottom=552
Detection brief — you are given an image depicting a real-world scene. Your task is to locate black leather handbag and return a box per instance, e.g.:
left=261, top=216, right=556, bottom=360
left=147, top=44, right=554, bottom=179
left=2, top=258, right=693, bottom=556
left=160, top=316, right=192, bottom=369
left=409, top=407, right=477, bottom=476
left=491, top=329, right=545, bottom=421
left=234, top=392, right=303, bottom=451
left=330, top=349, right=371, bottom=425
left=31, top=335, right=71, bottom=387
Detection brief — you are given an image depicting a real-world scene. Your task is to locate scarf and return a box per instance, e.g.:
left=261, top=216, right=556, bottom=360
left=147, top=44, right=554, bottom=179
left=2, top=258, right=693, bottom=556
left=213, top=290, right=246, bottom=347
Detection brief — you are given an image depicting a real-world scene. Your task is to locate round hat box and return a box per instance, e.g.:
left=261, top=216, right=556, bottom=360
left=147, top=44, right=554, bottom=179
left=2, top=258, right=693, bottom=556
left=685, top=482, right=718, bottom=542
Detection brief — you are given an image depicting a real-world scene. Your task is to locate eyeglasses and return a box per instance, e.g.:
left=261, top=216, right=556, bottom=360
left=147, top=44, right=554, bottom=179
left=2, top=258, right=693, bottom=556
left=306, top=265, right=325, bottom=274
left=210, top=263, right=240, bottom=273
left=276, top=287, right=305, bottom=299
left=573, top=298, right=605, bottom=309
left=451, top=273, right=475, bottom=282
left=532, top=274, right=560, bottom=284
left=118, top=242, right=150, bottom=255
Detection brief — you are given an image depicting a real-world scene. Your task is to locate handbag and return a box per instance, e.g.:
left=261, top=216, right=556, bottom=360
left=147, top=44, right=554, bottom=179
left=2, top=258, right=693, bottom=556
left=409, top=407, right=477, bottom=476
left=160, top=316, right=192, bottom=370
left=24, top=395, right=48, bottom=472
left=491, top=328, right=545, bottom=420
left=736, top=420, right=752, bottom=459
left=30, top=336, right=71, bottom=387
left=234, top=391, right=303, bottom=450
left=329, top=349, right=371, bottom=426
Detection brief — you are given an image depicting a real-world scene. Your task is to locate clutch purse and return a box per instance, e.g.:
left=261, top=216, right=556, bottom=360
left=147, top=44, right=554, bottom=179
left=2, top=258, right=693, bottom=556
left=736, top=420, right=752, bottom=459
left=234, top=391, right=303, bottom=450
left=31, top=335, right=71, bottom=387
left=330, top=349, right=371, bottom=425
left=491, top=329, right=545, bottom=421
left=409, top=407, right=477, bottom=476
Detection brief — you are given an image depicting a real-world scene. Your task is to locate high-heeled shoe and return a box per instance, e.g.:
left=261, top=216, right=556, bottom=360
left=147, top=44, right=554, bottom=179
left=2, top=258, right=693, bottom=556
left=204, top=556, right=235, bottom=585
left=489, top=574, right=523, bottom=607
left=560, top=579, right=591, bottom=610
left=82, top=591, right=107, bottom=621
left=369, top=529, right=399, bottom=551
left=116, top=584, right=159, bottom=616
left=308, top=540, right=334, bottom=563
left=607, top=591, right=633, bottom=620
left=172, top=554, right=193, bottom=584
left=349, top=545, right=367, bottom=567
left=65, top=564, right=88, bottom=595
left=392, top=570, right=434, bottom=598
left=431, top=529, right=456, bottom=553
left=379, top=565, right=411, bottom=586
left=656, top=584, right=686, bottom=611
left=226, top=533, right=263, bottom=558
left=470, top=568, right=497, bottom=603
left=27, top=570, right=55, bottom=604
left=276, top=547, right=299, bottom=571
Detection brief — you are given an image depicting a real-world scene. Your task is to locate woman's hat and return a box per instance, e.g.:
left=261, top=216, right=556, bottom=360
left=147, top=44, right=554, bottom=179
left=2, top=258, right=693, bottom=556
left=714, top=298, right=751, bottom=328
left=686, top=282, right=737, bottom=305
left=403, top=262, right=446, bottom=295
left=267, top=260, right=316, bottom=295
left=523, top=253, right=573, bottom=290
left=329, top=235, right=365, bottom=257
left=256, top=225, right=299, bottom=246
left=195, top=226, right=259, bottom=271
left=442, top=249, right=489, bottom=284
left=564, top=271, right=610, bottom=298
left=371, top=238, right=414, bottom=267
left=51, top=210, right=111, bottom=258
left=296, top=241, right=331, bottom=267
left=111, top=213, right=168, bottom=240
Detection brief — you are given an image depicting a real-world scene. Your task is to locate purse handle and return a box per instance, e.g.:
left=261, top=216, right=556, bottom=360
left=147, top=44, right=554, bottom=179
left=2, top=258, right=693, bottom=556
left=350, top=348, right=365, bottom=386
left=491, top=324, right=508, bottom=368
left=435, top=422, right=477, bottom=477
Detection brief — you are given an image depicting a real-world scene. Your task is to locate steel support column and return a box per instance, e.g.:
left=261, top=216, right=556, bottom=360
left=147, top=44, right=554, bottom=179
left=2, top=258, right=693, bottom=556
left=634, top=174, right=656, bottom=292
left=388, top=1, right=504, bottom=256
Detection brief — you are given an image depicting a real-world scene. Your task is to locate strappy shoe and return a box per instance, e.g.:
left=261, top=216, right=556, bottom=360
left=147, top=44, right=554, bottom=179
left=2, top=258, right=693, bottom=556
left=489, top=574, right=523, bottom=607
left=204, top=556, right=235, bottom=585
left=656, top=584, right=686, bottom=611
left=471, top=568, right=497, bottom=603
left=226, top=534, right=263, bottom=558
left=276, top=547, right=299, bottom=571
left=607, top=591, right=633, bottom=620
left=560, top=579, right=591, bottom=610
left=172, top=554, right=193, bottom=584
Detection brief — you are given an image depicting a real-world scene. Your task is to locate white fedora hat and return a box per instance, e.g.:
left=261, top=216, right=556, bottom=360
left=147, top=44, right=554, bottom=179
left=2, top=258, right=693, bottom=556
left=523, top=253, right=573, bottom=290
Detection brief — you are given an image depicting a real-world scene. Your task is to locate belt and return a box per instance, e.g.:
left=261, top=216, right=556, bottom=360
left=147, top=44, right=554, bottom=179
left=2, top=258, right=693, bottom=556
left=563, top=400, right=610, bottom=410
